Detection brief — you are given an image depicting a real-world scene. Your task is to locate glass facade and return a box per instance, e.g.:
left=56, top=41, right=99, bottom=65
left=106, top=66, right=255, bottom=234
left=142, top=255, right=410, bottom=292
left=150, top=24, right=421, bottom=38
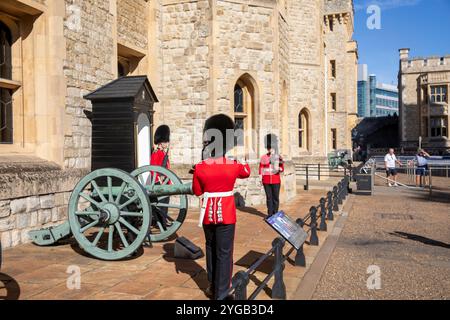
left=357, top=68, right=399, bottom=118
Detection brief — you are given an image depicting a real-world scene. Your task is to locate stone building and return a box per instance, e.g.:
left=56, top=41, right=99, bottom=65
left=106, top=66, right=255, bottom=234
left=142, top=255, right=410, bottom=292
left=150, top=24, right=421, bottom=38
left=0, top=0, right=357, bottom=248
left=398, top=48, right=450, bottom=155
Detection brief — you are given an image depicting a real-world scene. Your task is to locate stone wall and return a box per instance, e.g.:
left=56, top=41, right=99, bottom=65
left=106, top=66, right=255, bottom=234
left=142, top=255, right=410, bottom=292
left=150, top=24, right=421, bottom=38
left=215, top=0, right=276, bottom=131
left=63, top=0, right=116, bottom=170
left=159, top=0, right=211, bottom=165
left=117, top=0, right=149, bottom=50
left=400, top=54, right=450, bottom=143
left=0, top=192, right=71, bottom=248
left=288, top=0, right=325, bottom=159
left=324, top=10, right=356, bottom=151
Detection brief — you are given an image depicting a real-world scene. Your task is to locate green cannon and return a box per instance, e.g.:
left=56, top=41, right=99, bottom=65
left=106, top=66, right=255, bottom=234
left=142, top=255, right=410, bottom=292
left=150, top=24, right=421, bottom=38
left=29, top=166, right=193, bottom=261
left=29, top=77, right=196, bottom=261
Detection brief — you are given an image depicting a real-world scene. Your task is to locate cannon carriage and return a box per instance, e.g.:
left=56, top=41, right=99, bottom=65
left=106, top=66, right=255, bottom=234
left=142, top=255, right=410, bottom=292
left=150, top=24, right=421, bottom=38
left=29, top=77, right=194, bottom=261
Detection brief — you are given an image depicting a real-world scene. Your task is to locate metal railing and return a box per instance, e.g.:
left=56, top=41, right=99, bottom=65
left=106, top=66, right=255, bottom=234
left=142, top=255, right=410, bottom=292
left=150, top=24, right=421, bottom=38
left=219, top=176, right=350, bottom=300
left=295, top=163, right=351, bottom=190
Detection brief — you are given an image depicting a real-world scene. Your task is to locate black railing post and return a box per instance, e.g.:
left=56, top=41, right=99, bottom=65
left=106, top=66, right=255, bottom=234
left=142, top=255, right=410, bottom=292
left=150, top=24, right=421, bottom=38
left=344, top=176, right=349, bottom=198
left=233, top=271, right=249, bottom=300
left=333, top=186, right=339, bottom=211
left=327, top=191, right=334, bottom=221
left=309, top=207, right=319, bottom=246
left=319, top=197, right=327, bottom=231
left=294, top=219, right=306, bottom=267
left=305, top=165, right=309, bottom=191
left=337, top=181, right=343, bottom=205
left=318, top=163, right=321, bottom=181
left=271, top=238, right=286, bottom=300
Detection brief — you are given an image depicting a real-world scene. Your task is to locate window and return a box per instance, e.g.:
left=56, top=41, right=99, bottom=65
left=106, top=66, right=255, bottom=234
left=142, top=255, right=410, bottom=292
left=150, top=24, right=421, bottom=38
left=331, top=93, right=337, bottom=111
left=430, top=85, right=447, bottom=103
left=118, top=57, right=130, bottom=77
left=430, top=117, right=448, bottom=138
left=0, top=21, right=13, bottom=144
left=298, top=109, right=309, bottom=150
left=331, top=129, right=337, bottom=150
left=330, top=60, right=336, bottom=78
left=234, top=84, right=245, bottom=146
left=233, top=75, right=256, bottom=154
left=329, top=17, right=334, bottom=31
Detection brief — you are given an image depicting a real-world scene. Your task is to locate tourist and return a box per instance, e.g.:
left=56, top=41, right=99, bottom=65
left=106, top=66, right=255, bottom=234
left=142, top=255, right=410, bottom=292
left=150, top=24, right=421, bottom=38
left=259, top=134, right=284, bottom=216
left=384, top=148, right=402, bottom=187
left=415, top=149, right=431, bottom=187
left=192, top=114, right=251, bottom=300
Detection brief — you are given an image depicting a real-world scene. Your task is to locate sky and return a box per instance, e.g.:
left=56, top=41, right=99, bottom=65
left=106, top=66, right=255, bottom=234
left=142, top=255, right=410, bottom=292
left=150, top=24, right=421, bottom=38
left=353, top=0, right=450, bottom=85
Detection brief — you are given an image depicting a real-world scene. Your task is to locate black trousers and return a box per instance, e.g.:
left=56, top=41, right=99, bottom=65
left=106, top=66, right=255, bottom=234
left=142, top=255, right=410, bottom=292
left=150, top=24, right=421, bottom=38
left=203, top=224, right=235, bottom=300
left=263, top=183, right=281, bottom=216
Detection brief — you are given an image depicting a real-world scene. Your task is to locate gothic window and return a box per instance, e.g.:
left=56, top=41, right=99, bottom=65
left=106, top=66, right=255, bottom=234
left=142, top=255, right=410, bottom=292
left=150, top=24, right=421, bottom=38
left=233, top=75, right=256, bottom=153
left=234, top=84, right=245, bottom=146
left=331, top=93, right=337, bottom=111
left=0, top=21, right=13, bottom=144
left=298, top=109, right=309, bottom=150
left=331, top=128, right=337, bottom=150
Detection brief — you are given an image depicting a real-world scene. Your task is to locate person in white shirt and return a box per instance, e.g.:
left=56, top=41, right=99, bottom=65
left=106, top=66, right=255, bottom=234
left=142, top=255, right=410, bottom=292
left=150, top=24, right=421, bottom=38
left=415, top=149, right=430, bottom=187
left=384, top=148, right=402, bottom=187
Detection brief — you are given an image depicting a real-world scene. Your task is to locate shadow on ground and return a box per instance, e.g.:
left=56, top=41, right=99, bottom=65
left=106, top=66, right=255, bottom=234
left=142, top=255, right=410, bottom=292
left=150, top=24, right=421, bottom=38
left=389, top=231, right=450, bottom=249
left=162, top=243, right=210, bottom=297
left=0, top=273, right=20, bottom=300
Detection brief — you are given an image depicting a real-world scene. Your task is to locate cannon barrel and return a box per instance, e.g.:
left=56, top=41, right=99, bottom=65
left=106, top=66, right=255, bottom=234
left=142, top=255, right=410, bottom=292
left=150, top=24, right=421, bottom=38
left=146, top=182, right=193, bottom=197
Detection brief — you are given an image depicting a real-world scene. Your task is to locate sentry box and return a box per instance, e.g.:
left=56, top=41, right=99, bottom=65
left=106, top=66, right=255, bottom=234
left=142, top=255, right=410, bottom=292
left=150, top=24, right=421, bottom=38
left=84, top=76, right=158, bottom=173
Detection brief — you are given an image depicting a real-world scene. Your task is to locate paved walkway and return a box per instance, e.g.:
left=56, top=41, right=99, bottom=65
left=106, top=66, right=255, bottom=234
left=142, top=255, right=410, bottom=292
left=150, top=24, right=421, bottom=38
left=0, top=187, right=341, bottom=300
left=311, top=175, right=450, bottom=299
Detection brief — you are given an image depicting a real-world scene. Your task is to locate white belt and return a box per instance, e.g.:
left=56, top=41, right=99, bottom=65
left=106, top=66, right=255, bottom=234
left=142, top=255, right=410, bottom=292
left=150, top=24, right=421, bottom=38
left=199, top=191, right=234, bottom=227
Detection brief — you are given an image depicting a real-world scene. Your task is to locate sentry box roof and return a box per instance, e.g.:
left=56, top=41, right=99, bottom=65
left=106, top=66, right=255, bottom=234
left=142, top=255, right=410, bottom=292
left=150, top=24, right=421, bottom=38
left=84, top=76, right=158, bottom=103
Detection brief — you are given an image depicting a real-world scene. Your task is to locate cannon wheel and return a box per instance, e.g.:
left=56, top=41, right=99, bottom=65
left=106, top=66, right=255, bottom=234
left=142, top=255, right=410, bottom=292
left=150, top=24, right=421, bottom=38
left=131, top=166, right=188, bottom=242
left=68, top=168, right=151, bottom=260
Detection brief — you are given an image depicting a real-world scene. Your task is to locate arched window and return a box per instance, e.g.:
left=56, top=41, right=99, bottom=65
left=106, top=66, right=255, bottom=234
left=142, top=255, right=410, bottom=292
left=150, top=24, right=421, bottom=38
left=233, top=75, right=257, bottom=154
left=234, top=84, right=245, bottom=146
left=0, top=21, right=13, bottom=143
left=299, top=109, right=309, bottom=150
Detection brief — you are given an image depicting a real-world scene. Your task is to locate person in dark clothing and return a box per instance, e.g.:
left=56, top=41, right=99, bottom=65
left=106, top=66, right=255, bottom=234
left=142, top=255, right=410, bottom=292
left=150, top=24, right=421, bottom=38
left=192, top=114, right=251, bottom=300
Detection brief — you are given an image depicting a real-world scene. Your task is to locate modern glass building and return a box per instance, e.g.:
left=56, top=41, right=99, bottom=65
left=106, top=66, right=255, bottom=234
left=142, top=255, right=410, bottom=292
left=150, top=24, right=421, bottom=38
left=357, top=64, right=399, bottom=118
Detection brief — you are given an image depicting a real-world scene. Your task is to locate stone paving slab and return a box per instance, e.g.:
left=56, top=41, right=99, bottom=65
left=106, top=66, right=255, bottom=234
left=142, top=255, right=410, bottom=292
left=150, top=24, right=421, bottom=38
left=312, top=175, right=450, bottom=300
left=0, top=188, right=343, bottom=300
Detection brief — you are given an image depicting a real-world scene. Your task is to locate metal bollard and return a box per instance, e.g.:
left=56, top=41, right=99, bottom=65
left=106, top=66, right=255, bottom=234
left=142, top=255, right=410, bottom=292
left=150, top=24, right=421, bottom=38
left=332, top=186, right=339, bottom=211
left=271, top=238, right=286, bottom=300
left=319, top=197, right=327, bottom=231
left=233, top=271, right=249, bottom=300
left=309, top=207, right=319, bottom=246
left=295, top=218, right=306, bottom=267
left=337, top=181, right=343, bottom=205
left=305, top=165, right=309, bottom=191
left=327, top=191, right=334, bottom=221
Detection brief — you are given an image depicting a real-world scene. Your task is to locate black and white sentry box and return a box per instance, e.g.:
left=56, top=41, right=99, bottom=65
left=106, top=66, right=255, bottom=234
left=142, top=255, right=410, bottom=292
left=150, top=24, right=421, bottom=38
left=84, top=76, right=159, bottom=173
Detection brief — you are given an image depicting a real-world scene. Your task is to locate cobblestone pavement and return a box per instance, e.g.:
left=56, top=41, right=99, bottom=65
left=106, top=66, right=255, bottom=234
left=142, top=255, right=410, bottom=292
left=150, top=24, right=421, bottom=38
left=313, top=175, right=450, bottom=300
left=0, top=185, right=341, bottom=300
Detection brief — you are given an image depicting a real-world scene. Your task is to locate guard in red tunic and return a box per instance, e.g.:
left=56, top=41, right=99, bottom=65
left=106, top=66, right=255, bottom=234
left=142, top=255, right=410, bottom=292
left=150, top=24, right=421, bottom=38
left=259, top=134, right=284, bottom=216
left=192, top=114, right=251, bottom=300
left=150, top=125, right=171, bottom=229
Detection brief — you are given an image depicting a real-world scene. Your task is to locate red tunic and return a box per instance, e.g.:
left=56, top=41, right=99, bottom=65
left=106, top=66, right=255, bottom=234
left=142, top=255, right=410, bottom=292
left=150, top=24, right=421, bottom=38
left=150, top=149, right=170, bottom=184
left=259, top=154, right=284, bottom=185
left=193, top=157, right=251, bottom=225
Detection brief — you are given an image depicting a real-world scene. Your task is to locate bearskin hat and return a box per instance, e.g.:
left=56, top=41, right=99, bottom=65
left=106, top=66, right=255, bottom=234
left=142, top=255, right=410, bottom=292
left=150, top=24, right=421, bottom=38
left=264, top=133, right=279, bottom=152
left=154, top=125, right=170, bottom=144
left=202, top=114, right=235, bottom=158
